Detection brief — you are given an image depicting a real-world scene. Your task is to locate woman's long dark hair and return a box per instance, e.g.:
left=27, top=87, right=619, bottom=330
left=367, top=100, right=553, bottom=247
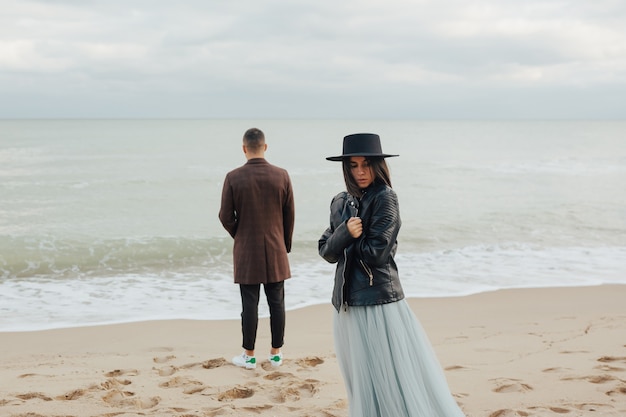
left=342, top=157, right=392, bottom=198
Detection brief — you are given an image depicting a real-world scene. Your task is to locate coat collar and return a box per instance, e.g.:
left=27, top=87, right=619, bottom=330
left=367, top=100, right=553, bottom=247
left=245, top=158, right=268, bottom=165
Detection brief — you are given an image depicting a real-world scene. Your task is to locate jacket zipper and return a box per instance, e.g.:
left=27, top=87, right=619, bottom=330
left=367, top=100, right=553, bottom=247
left=341, top=196, right=358, bottom=312
left=359, top=259, right=374, bottom=286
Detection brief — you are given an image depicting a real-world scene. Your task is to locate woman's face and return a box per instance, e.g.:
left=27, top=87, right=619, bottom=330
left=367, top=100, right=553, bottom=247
left=349, top=156, right=374, bottom=189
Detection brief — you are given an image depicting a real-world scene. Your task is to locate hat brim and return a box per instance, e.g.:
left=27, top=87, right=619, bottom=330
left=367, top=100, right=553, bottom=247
left=326, top=153, right=399, bottom=161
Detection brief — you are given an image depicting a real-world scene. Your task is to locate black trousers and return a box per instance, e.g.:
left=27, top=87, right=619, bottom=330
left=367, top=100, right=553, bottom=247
left=239, top=281, right=285, bottom=351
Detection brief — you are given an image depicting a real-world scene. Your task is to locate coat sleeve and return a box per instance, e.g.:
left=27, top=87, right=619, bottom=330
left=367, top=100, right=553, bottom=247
left=355, top=188, right=400, bottom=266
left=282, top=173, right=295, bottom=253
left=318, top=193, right=356, bottom=263
left=218, top=175, right=238, bottom=238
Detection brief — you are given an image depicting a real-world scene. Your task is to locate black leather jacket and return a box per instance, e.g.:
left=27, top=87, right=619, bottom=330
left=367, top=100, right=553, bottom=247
left=318, top=182, right=405, bottom=312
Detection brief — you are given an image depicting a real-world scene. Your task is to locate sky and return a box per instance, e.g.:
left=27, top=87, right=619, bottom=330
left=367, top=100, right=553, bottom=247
left=1, top=0, right=626, bottom=119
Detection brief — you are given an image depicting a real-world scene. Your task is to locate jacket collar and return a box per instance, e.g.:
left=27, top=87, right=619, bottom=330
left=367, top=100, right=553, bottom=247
left=359, top=181, right=384, bottom=197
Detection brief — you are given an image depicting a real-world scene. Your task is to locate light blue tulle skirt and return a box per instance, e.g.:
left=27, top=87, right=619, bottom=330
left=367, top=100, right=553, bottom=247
left=333, top=299, right=466, bottom=417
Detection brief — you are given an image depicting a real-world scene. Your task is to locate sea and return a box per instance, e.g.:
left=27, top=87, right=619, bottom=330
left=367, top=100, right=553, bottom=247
left=1, top=119, right=625, bottom=332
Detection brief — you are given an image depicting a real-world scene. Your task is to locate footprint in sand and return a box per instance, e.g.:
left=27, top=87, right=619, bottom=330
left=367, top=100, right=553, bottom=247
left=264, top=371, right=294, bottom=381
left=542, top=367, right=571, bottom=373
left=156, top=365, right=178, bottom=376
left=296, top=356, right=324, bottom=368
left=102, top=389, right=134, bottom=401
left=102, top=390, right=160, bottom=409
left=159, top=376, right=201, bottom=388
left=271, top=386, right=304, bottom=403
left=598, top=355, right=626, bottom=364
left=606, top=385, right=626, bottom=397
left=487, top=409, right=518, bottom=417
left=595, top=363, right=626, bottom=372
left=99, top=378, right=132, bottom=390
left=241, top=405, right=273, bottom=413
left=159, top=376, right=206, bottom=394
left=445, top=365, right=468, bottom=371
left=153, top=354, right=176, bottom=363
left=527, top=404, right=617, bottom=414
left=271, top=380, right=320, bottom=403
left=216, top=386, right=255, bottom=401
left=492, top=380, right=533, bottom=393
left=184, top=386, right=207, bottom=395
left=576, top=403, right=620, bottom=412
left=262, top=370, right=322, bottom=404
left=177, top=357, right=228, bottom=370
left=205, top=404, right=273, bottom=417
left=17, top=373, right=47, bottom=379
left=496, top=406, right=569, bottom=415
left=105, top=369, right=139, bottom=377
left=562, top=374, right=616, bottom=384
left=452, top=392, right=469, bottom=400
left=333, top=398, right=349, bottom=410
left=545, top=407, right=570, bottom=413
left=594, top=356, right=626, bottom=383
left=15, top=392, right=53, bottom=401
left=202, top=358, right=228, bottom=369
left=55, top=389, right=85, bottom=401
left=585, top=374, right=616, bottom=384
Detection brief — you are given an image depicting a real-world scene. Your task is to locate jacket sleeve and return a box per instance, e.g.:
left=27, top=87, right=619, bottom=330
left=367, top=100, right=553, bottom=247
left=318, top=193, right=357, bottom=263
left=218, top=175, right=238, bottom=238
left=355, top=188, right=400, bottom=266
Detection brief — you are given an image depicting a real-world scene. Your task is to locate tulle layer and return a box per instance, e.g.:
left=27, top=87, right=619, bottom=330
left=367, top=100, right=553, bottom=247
left=333, top=300, right=466, bottom=417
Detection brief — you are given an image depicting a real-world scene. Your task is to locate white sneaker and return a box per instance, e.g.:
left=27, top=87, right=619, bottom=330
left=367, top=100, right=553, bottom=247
left=232, top=352, right=256, bottom=369
left=268, top=352, right=283, bottom=367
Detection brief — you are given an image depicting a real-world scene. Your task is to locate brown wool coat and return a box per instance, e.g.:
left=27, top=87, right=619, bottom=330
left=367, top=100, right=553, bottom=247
left=219, top=158, right=295, bottom=284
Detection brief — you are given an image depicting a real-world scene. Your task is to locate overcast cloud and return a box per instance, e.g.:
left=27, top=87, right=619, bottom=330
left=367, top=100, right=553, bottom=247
left=1, top=0, right=625, bottom=118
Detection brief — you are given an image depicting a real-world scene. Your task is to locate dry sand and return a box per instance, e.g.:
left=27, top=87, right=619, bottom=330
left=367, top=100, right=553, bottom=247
left=1, top=285, right=625, bottom=417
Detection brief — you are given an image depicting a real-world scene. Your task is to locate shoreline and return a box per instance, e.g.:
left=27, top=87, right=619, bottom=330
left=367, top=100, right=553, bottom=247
left=4, top=280, right=626, bottom=333
left=1, top=284, right=625, bottom=416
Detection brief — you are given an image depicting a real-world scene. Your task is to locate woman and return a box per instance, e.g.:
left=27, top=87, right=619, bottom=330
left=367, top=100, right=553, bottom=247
left=319, top=133, right=466, bottom=417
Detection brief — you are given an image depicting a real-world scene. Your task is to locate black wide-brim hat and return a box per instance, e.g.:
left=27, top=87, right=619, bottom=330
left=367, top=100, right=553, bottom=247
left=326, top=133, right=399, bottom=161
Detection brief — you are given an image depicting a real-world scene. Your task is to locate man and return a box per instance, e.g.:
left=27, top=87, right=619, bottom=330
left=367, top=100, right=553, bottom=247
left=219, top=128, right=295, bottom=369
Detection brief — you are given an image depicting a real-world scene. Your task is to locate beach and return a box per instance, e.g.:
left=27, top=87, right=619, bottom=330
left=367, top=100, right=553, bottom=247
left=1, top=284, right=625, bottom=417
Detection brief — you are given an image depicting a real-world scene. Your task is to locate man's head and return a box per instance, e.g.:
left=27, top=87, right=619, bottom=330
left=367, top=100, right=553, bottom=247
left=243, top=128, right=267, bottom=159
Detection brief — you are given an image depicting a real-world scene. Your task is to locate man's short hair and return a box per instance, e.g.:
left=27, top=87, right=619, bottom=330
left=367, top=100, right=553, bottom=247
left=243, top=128, right=265, bottom=150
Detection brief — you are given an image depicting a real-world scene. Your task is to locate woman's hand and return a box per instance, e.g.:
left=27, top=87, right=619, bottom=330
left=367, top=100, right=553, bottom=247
left=347, top=217, right=363, bottom=238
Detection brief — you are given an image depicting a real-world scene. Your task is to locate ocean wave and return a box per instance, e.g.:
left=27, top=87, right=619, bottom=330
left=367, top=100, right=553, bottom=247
left=1, top=242, right=624, bottom=331
left=0, top=235, right=234, bottom=280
